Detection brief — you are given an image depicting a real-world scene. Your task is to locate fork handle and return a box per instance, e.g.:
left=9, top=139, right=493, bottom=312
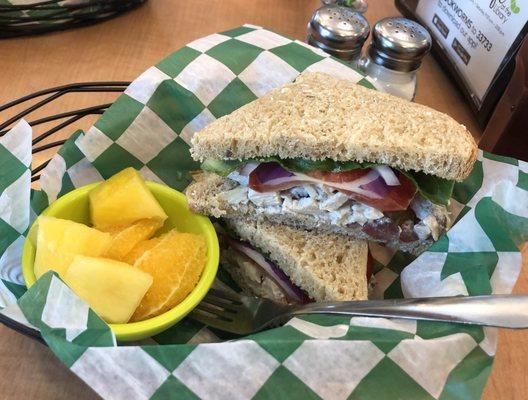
left=289, top=295, right=528, bottom=329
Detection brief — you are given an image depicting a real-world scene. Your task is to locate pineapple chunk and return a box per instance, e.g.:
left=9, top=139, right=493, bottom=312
left=131, top=230, right=207, bottom=321
left=89, top=168, right=167, bottom=230
left=104, top=219, right=163, bottom=261
left=63, top=255, right=153, bottom=324
left=34, top=216, right=112, bottom=279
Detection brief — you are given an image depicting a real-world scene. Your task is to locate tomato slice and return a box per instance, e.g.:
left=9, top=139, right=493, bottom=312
left=339, top=171, right=417, bottom=211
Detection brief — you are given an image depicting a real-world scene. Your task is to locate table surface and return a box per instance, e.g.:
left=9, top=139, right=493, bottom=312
left=0, top=1, right=526, bottom=399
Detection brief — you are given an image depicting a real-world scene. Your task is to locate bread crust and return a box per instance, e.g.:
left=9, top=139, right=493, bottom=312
left=191, top=72, right=478, bottom=181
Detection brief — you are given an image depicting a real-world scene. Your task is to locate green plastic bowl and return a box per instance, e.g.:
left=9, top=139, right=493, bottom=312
left=22, top=181, right=219, bottom=341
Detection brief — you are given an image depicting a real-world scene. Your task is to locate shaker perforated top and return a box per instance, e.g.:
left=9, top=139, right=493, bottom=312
left=307, top=5, right=370, bottom=61
left=368, top=17, right=432, bottom=72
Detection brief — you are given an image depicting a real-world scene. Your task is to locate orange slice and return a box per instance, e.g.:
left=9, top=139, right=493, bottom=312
left=103, top=219, right=163, bottom=261
left=122, top=236, right=164, bottom=265
left=130, top=230, right=207, bottom=321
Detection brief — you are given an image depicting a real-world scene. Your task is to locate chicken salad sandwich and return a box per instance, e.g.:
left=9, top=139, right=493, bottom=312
left=186, top=72, right=478, bottom=255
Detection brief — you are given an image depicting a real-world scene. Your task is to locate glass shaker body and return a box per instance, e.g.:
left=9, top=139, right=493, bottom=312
left=358, top=56, right=417, bottom=101
left=358, top=17, right=431, bottom=102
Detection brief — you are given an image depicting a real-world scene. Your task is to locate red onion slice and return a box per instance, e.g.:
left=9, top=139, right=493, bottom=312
left=239, top=162, right=259, bottom=177
left=224, top=235, right=311, bottom=304
left=374, top=166, right=400, bottom=186
left=249, top=162, right=388, bottom=200
left=249, top=163, right=305, bottom=192
left=254, top=162, right=294, bottom=180
left=296, top=169, right=386, bottom=199
left=359, top=175, right=390, bottom=198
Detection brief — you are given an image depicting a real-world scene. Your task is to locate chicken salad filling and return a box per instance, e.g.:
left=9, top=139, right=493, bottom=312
left=221, top=170, right=449, bottom=243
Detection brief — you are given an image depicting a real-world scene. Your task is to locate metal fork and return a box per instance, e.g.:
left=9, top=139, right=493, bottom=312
left=189, top=289, right=528, bottom=335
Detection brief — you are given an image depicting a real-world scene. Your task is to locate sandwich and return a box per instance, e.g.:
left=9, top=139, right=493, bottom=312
left=217, top=218, right=369, bottom=303
left=186, top=72, right=478, bottom=255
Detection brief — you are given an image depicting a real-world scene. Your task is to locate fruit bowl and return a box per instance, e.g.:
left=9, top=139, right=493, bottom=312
left=21, top=181, right=219, bottom=341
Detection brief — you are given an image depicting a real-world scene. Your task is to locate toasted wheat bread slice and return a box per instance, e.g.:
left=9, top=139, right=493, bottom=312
left=222, top=218, right=368, bottom=302
left=191, top=72, right=477, bottom=181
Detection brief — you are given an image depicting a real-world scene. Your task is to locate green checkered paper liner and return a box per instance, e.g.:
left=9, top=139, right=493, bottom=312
left=1, top=25, right=528, bottom=400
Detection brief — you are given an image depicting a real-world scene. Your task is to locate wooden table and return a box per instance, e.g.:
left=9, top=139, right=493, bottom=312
left=0, top=1, right=526, bottom=399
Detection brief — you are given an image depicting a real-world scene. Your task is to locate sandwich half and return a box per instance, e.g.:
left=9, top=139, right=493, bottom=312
left=187, top=72, right=478, bottom=254
left=218, top=218, right=369, bottom=303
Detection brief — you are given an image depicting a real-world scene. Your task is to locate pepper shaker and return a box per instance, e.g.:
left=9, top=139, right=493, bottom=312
left=307, top=5, right=370, bottom=63
left=357, top=17, right=432, bottom=101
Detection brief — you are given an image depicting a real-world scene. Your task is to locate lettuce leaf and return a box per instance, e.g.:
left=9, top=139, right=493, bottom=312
left=201, top=158, right=453, bottom=206
left=400, top=170, right=454, bottom=207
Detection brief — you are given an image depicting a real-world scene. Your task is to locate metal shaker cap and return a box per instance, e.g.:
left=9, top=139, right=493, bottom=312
left=369, top=17, right=431, bottom=72
left=307, top=5, right=370, bottom=61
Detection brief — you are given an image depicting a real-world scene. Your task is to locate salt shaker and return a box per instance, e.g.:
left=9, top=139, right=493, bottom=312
left=357, top=17, right=431, bottom=101
left=307, top=5, right=370, bottom=63
left=321, top=0, right=368, bottom=13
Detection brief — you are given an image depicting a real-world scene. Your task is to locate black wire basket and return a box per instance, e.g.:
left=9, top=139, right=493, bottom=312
left=0, top=82, right=129, bottom=341
left=0, top=0, right=147, bottom=38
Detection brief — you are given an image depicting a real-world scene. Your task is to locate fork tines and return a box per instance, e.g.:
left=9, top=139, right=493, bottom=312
left=193, top=289, right=244, bottom=322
